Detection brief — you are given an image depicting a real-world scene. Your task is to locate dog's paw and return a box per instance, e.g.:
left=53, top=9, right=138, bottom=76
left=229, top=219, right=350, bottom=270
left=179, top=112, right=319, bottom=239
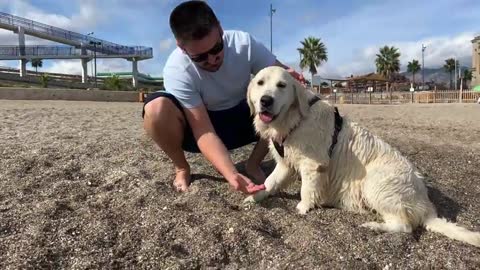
left=360, top=222, right=383, bottom=231
left=243, top=190, right=269, bottom=204
left=243, top=195, right=257, bottom=204
left=296, top=201, right=314, bottom=215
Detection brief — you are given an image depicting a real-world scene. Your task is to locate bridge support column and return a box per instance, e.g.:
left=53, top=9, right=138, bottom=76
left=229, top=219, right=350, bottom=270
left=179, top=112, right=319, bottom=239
left=132, top=59, right=138, bottom=88
left=81, top=58, right=89, bottom=83
left=19, top=59, right=28, bottom=77
left=80, top=45, right=89, bottom=83
left=17, top=26, right=27, bottom=77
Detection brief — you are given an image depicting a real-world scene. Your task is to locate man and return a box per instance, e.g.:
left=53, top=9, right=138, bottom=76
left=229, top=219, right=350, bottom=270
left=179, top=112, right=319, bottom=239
left=142, top=1, right=305, bottom=194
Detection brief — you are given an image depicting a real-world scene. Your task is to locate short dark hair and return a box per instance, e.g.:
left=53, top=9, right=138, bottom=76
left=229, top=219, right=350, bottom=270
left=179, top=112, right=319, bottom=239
left=169, top=1, right=219, bottom=42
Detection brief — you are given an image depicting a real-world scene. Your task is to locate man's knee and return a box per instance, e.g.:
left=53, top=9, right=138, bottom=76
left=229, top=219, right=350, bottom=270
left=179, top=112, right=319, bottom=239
left=143, top=97, right=186, bottom=130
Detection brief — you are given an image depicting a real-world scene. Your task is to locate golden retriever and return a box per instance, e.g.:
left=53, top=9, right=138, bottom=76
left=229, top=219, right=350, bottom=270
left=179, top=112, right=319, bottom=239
left=244, top=66, right=479, bottom=247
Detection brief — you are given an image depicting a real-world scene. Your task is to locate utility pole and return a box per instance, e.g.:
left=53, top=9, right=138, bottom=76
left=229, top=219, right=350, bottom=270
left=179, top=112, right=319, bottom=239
left=270, top=4, right=276, bottom=52
left=454, top=56, right=458, bottom=90
left=422, top=44, right=426, bottom=90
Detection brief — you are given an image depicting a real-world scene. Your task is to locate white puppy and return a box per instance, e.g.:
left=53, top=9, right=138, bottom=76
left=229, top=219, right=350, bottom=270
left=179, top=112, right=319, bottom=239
left=245, top=66, right=480, bottom=247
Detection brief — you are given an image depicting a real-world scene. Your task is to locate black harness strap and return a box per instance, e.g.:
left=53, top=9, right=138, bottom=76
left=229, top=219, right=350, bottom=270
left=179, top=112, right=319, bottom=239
left=272, top=96, right=343, bottom=159
left=272, top=95, right=320, bottom=158
left=328, top=107, right=343, bottom=157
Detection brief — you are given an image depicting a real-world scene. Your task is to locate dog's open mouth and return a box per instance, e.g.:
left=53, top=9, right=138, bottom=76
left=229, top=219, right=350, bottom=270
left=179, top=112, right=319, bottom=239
left=259, top=111, right=276, bottom=123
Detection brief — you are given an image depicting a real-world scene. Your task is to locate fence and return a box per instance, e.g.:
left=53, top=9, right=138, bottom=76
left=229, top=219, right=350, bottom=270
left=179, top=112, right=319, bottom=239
left=322, top=90, right=480, bottom=104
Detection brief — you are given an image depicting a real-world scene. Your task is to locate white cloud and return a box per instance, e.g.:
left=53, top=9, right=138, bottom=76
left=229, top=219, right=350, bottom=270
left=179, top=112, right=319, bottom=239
left=277, top=31, right=476, bottom=80
left=44, top=59, right=83, bottom=74
left=337, top=32, right=476, bottom=76
left=0, top=0, right=104, bottom=46
left=159, top=38, right=173, bottom=52
left=1, top=0, right=102, bottom=36
left=45, top=58, right=132, bottom=75
left=272, top=0, right=480, bottom=78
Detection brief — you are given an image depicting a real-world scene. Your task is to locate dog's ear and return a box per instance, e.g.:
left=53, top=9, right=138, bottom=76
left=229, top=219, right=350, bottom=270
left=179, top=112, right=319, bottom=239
left=292, top=77, right=309, bottom=117
left=246, top=78, right=256, bottom=116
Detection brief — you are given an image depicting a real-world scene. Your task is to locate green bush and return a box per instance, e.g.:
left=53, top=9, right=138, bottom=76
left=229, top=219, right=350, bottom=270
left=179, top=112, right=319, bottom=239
left=103, top=75, right=124, bottom=90
left=40, top=73, right=49, bottom=88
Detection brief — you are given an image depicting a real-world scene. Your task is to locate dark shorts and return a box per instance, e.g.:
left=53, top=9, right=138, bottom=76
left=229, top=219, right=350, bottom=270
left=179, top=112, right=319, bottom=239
left=142, top=91, right=259, bottom=153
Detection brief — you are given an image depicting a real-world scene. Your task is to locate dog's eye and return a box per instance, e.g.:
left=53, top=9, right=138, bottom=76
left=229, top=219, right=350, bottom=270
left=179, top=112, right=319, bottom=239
left=277, top=82, right=287, bottom=88
left=257, top=80, right=264, bottom=86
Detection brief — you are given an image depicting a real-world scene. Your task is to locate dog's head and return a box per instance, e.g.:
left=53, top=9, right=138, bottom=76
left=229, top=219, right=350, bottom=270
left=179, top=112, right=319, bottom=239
left=247, top=66, right=310, bottom=136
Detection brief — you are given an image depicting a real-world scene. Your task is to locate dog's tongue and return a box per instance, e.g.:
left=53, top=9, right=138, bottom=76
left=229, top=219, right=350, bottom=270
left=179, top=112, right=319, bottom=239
left=259, top=112, right=273, bottom=123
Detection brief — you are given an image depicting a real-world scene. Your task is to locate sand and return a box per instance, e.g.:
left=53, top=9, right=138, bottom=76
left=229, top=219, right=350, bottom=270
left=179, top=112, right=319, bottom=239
left=1, top=100, right=479, bottom=269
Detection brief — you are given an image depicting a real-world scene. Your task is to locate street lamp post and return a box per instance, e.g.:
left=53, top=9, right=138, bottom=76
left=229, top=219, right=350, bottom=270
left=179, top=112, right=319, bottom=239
left=454, top=56, right=458, bottom=90
left=422, top=44, right=426, bottom=90
left=270, top=4, right=276, bottom=52
left=89, top=40, right=102, bottom=88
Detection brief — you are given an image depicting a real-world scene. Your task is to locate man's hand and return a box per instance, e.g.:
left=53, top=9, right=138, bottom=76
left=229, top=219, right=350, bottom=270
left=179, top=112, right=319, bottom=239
left=227, top=172, right=266, bottom=194
left=274, top=60, right=306, bottom=86
left=286, top=68, right=306, bottom=85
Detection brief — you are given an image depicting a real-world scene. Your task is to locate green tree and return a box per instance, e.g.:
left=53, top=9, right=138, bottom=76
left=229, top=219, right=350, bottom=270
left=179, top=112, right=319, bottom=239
left=443, top=58, right=457, bottom=89
left=31, top=59, right=43, bottom=73
left=297, top=37, right=328, bottom=87
left=463, top=69, right=472, bottom=89
left=375, top=46, right=401, bottom=95
left=407, top=59, right=420, bottom=87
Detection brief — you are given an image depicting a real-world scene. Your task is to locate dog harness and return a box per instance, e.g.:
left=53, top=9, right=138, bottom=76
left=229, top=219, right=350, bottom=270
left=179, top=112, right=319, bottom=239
left=272, top=96, right=343, bottom=158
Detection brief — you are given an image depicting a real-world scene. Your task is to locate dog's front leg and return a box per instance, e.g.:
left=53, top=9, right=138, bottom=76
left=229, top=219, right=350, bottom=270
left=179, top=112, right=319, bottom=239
left=244, top=160, right=293, bottom=204
left=296, top=161, right=327, bottom=215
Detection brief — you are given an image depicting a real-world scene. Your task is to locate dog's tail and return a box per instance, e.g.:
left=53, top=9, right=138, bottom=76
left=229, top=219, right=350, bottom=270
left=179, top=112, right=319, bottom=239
left=424, top=216, right=480, bottom=247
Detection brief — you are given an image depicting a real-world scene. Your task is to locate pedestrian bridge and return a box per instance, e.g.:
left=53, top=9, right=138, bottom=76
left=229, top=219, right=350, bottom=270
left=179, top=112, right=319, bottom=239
left=0, top=11, right=153, bottom=87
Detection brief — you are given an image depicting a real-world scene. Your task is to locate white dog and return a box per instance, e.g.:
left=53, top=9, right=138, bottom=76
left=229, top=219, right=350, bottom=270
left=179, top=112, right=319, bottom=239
left=244, top=66, right=479, bottom=247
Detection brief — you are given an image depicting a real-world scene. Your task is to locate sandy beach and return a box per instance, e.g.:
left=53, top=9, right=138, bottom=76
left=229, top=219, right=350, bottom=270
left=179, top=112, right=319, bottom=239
left=1, top=100, right=479, bottom=269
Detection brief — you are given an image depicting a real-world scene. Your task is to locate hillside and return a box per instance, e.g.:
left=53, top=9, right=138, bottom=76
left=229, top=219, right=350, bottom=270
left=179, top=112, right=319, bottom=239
left=400, top=66, right=470, bottom=86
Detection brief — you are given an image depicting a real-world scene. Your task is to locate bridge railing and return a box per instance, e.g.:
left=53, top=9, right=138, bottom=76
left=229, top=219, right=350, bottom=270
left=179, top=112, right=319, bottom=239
left=0, top=12, right=152, bottom=58
left=0, top=45, right=153, bottom=58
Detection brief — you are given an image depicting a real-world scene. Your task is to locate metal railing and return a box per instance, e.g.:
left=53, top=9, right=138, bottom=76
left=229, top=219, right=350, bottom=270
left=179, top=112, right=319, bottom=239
left=0, top=45, right=79, bottom=57
left=0, top=12, right=152, bottom=58
left=0, top=45, right=153, bottom=58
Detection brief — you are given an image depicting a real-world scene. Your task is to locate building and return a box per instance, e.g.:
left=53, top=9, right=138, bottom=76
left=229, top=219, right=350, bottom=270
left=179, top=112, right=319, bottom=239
left=472, top=35, right=480, bottom=86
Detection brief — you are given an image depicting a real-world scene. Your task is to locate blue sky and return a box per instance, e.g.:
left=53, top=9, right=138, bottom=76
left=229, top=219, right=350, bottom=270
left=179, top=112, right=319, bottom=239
left=0, top=0, right=479, bottom=79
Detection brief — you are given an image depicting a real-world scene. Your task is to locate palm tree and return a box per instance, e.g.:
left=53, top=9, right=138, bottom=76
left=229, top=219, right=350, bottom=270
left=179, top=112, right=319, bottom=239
left=375, top=45, right=401, bottom=96
left=297, top=37, right=328, bottom=88
left=31, top=59, right=43, bottom=73
left=407, top=59, right=420, bottom=88
left=443, top=58, right=457, bottom=89
left=463, top=69, right=472, bottom=89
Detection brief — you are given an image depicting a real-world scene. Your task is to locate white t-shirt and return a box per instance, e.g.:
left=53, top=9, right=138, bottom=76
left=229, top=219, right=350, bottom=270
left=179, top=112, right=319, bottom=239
left=162, top=30, right=277, bottom=111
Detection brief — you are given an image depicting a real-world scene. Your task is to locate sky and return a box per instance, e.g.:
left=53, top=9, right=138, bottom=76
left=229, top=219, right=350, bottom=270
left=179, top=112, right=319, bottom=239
left=0, top=0, right=479, bottom=80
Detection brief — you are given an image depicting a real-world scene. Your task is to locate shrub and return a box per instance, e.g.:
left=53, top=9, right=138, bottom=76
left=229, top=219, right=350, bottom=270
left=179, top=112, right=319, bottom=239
left=40, top=73, right=49, bottom=88
left=103, top=75, right=124, bottom=90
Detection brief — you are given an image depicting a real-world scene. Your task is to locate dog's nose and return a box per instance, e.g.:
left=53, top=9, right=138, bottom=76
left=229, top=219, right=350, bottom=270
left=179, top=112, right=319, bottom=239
left=260, top=95, right=274, bottom=108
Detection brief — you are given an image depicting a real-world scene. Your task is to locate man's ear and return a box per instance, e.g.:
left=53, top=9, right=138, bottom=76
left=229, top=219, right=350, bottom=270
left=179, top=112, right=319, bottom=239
left=246, top=79, right=256, bottom=116
left=292, top=77, right=309, bottom=117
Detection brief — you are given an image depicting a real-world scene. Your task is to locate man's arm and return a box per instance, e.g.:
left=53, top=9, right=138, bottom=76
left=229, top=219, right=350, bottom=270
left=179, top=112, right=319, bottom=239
left=183, top=104, right=265, bottom=194
left=248, top=32, right=305, bottom=84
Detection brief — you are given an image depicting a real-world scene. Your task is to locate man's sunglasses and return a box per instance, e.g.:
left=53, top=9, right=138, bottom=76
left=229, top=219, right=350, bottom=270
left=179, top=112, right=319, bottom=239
left=188, top=38, right=224, bottom=63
